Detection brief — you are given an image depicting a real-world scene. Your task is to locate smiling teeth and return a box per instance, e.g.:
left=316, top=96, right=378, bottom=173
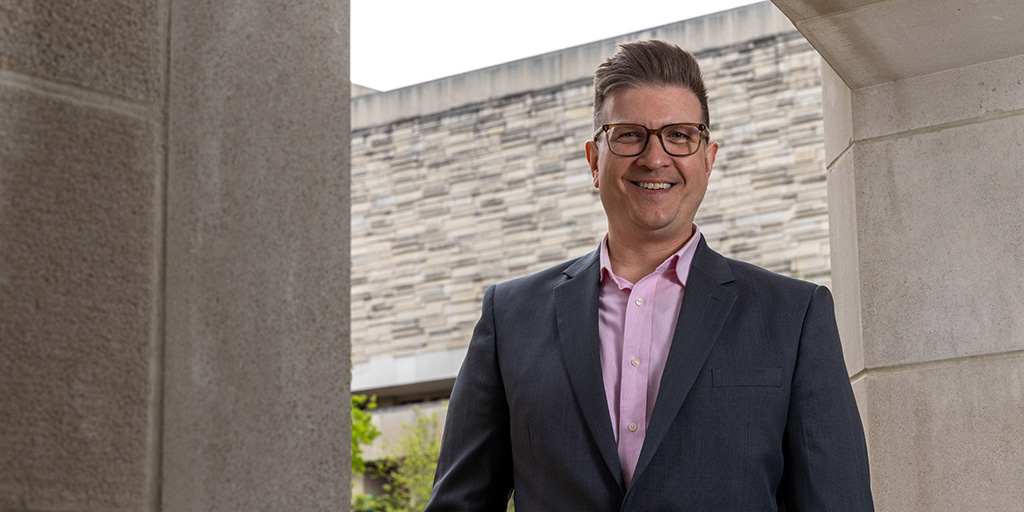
left=637, top=182, right=671, bottom=190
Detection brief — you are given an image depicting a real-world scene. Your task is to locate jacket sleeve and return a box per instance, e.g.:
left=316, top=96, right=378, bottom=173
left=424, top=285, right=514, bottom=511
left=779, top=285, right=874, bottom=511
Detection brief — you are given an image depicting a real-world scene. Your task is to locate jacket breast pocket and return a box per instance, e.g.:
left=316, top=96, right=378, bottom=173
left=711, top=367, right=783, bottom=388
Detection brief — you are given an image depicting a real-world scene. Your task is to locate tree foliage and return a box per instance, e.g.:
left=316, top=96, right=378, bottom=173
left=351, top=394, right=381, bottom=473
left=352, top=401, right=517, bottom=511
left=352, top=406, right=443, bottom=512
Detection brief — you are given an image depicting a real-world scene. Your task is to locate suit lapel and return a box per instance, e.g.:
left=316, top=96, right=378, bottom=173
left=554, top=249, right=624, bottom=490
left=631, top=237, right=737, bottom=486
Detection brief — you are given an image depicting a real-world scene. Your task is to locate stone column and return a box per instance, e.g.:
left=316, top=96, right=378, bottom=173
left=775, top=1, right=1024, bottom=510
left=1, top=2, right=167, bottom=510
left=1, top=0, right=351, bottom=510
left=161, top=1, right=351, bottom=511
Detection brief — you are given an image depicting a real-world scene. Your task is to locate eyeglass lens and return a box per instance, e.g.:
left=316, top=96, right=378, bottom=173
left=607, top=124, right=703, bottom=157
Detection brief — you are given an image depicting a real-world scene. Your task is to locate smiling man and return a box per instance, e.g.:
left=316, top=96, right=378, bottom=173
left=425, top=40, right=873, bottom=511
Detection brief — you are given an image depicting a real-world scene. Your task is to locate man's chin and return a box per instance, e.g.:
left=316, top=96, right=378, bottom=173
left=620, top=220, right=693, bottom=242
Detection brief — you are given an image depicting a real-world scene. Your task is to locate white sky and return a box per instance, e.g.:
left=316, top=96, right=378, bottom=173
left=351, top=0, right=765, bottom=92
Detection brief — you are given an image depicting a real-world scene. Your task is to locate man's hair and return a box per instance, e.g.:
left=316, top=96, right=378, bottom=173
left=593, top=40, right=709, bottom=130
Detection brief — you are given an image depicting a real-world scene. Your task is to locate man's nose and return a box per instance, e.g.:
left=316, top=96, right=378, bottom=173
left=636, top=132, right=671, bottom=168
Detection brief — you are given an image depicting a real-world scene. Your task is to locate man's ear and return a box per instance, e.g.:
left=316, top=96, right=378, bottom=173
left=585, top=140, right=600, bottom=188
left=703, top=140, right=719, bottom=179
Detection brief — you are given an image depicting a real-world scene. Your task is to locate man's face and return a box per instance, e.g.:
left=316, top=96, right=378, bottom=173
left=586, top=85, right=718, bottom=246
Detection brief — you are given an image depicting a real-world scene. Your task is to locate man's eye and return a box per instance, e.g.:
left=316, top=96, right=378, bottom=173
left=665, top=130, right=693, bottom=141
left=614, top=131, right=643, bottom=141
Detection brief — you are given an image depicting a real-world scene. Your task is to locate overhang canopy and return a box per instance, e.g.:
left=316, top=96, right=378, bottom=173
left=773, top=0, right=1024, bottom=88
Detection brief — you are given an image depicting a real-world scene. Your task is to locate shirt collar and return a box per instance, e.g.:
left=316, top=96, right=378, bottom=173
left=599, top=224, right=702, bottom=287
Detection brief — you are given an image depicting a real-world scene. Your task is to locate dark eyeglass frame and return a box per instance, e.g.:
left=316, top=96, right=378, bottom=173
left=593, top=122, right=710, bottom=157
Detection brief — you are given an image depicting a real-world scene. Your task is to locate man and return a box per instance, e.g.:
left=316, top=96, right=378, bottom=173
left=425, top=40, right=873, bottom=511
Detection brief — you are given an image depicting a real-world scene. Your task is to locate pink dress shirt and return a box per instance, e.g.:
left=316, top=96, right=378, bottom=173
left=598, top=225, right=701, bottom=487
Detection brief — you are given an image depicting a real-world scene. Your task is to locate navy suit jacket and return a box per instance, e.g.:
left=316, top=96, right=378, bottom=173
left=425, top=237, right=873, bottom=511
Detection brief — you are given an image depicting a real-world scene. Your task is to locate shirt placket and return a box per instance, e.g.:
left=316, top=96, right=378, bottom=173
left=617, top=278, right=655, bottom=484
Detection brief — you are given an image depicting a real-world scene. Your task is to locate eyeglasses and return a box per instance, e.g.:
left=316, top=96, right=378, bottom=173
left=594, top=123, right=709, bottom=157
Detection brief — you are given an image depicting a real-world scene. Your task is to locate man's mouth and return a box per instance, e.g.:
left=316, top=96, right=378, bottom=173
left=634, top=181, right=672, bottom=190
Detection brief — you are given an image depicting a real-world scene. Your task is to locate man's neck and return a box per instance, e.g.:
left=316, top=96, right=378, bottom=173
left=606, top=228, right=696, bottom=284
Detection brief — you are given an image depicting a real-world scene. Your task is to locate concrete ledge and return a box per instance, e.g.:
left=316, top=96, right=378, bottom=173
left=352, top=1, right=795, bottom=130
left=853, top=53, right=1024, bottom=141
left=353, top=347, right=467, bottom=395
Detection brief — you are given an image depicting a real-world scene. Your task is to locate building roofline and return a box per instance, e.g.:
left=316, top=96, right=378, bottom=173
left=352, top=1, right=795, bottom=130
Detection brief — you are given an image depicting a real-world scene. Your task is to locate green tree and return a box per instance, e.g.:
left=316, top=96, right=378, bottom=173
left=353, top=405, right=444, bottom=512
left=387, top=409, right=442, bottom=510
left=351, top=394, right=381, bottom=473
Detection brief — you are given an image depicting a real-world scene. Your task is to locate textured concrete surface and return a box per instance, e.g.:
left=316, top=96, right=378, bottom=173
left=820, top=60, right=853, bottom=165
left=852, top=116, right=1024, bottom=368
left=778, top=0, right=1024, bottom=89
left=0, top=0, right=162, bottom=102
left=826, top=149, right=864, bottom=377
left=2, top=0, right=352, bottom=510
left=772, top=0, right=876, bottom=20
left=853, top=53, right=1024, bottom=141
left=866, top=355, right=1024, bottom=511
left=351, top=31, right=834, bottom=387
left=0, top=85, right=158, bottom=511
left=162, top=1, right=351, bottom=510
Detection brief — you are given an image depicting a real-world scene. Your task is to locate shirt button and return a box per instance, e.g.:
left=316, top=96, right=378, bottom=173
left=627, top=422, right=638, bottom=432
left=630, top=357, right=641, bottom=367
left=635, top=298, right=645, bottom=307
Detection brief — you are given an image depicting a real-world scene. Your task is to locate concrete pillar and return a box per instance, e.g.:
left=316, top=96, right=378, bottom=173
left=161, top=1, right=351, bottom=510
left=1, top=2, right=167, bottom=510
left=1, top=0, right=351, bottom=510
left=775, top=1, right=1024, bottom=510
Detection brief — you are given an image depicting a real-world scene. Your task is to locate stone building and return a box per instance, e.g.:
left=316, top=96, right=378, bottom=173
left=350, top=2, right=831, bottom=459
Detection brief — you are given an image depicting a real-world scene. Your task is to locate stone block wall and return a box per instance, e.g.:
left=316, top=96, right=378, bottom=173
left=351, top=28, right=829, bottom=376
left=1, top=2, right=165, bottom=509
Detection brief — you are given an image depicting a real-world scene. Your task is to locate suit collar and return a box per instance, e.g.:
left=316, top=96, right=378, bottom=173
left=688, top=235, right=736, bottom=286
left=563, top=247, right=599, bottom=279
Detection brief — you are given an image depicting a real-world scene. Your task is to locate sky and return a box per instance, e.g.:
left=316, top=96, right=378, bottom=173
left=351, top=0, right=764, bottom=92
